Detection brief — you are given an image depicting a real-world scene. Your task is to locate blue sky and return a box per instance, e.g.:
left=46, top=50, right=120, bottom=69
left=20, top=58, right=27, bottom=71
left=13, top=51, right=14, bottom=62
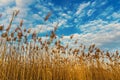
left=0, top=0, right=120, bottom=51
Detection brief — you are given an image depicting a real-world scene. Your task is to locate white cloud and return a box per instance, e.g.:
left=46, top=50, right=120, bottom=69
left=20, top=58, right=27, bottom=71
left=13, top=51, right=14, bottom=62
left=79, top=19, right=108, bottom=33
left=91, top=0, right=107, bottom=7
left=62, top=31, right=120, bottom=51
left=0, top=0, right=14, bottom=7
left=15, top=0, right=35, bottom=7
left=0, top=5, right=31, bottom=29
left=61, top=13, right=71, bottom=19
left=77, top=19, right=120, bottom=50
left=59, top=18, right=120, bottom=50
left=111, top=12, right=120, bottom=19
left=101, top=1, right=107, bottom=6
left=87, top=9, right=95, bottom=16
left=75, top=2, right=90, bottom=15
left=54, top=7, right=62, bottom=11
left=58, top=19, right=67, bottom=27
left=31, top=24, right=54, bottom=33
left=0, top=0, right=50, bottom=30
left=35, top=4, right=49, bottom=12
left=48, top=2, right=54, bottom=6
left=100, top=6, right=113, bottom=18
left=32, top=14, right=43, bottom=20
left=91, top=1, right=96, bottom=7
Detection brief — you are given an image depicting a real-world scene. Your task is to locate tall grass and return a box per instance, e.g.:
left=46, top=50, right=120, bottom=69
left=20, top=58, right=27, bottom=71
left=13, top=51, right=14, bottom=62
left=0, top=10, right=120, bottom=80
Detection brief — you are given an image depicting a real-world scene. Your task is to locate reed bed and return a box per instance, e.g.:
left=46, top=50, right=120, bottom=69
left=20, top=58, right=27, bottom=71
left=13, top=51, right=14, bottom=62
left=0, top=10, right=120, bottom=80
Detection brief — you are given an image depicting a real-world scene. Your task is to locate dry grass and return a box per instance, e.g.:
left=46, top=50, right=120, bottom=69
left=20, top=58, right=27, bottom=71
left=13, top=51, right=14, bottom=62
left=0, top=10, right=120, bottom=80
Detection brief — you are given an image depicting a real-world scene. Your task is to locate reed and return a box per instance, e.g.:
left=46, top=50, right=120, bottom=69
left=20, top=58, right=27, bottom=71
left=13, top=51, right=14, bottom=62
left=0, top=10, right=119, bottom=80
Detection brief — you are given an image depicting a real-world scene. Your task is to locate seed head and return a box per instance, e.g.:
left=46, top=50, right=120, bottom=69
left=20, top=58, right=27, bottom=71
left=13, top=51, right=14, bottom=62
left=17, top=32, right=23, bottom=39
left=15, top=10, right=19, bottom=17
left=1, top=32, right=8, bottom=38
left=54, top=22, right=59, bottom=31
left=32, top=31, right=36, bottom=39
left=0, top=25, right=4, bottom=31
left=13, top=37, right=17, bottom=41
left=11, top=32, right=14, bottom=37
left=27, top=28, right=31, bottom=33
left=15, top=27, right=20, bottom=32
left=116, top=50, right=119, bottom=56
left=6, top=37, right=11, bottom=41
left=20, top=20, right=23, bottom=27
left=44, top=12, right=51, bottom=21
left=74, top=39, right=78, bottom=44
left=0, top=14, right=2, bottom=18
left=106, top=51, right=110, bottom=57
left=70, top=35, right=74, bottom=39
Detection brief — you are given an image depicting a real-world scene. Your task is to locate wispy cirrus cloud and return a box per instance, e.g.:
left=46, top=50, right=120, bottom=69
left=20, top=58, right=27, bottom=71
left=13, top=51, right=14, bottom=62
left=75, top=2, right=90, bottom=16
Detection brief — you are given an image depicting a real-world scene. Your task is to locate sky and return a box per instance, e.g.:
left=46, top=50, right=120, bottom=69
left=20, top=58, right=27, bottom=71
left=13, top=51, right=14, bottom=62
left=0, top=0, right=120, bottom=51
